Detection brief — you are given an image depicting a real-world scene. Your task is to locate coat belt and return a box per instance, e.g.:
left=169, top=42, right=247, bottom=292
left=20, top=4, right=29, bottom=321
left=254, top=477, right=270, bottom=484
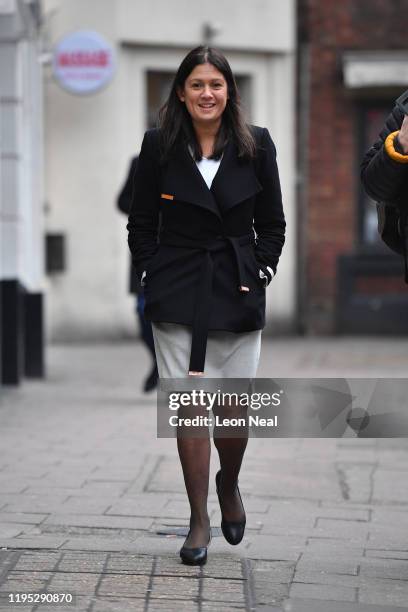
left=159, top=231, right=255, bottom=375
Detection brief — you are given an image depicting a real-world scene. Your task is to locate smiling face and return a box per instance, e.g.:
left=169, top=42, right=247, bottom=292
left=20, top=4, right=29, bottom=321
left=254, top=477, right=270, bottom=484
left=177, top=62, right=228, bottom=129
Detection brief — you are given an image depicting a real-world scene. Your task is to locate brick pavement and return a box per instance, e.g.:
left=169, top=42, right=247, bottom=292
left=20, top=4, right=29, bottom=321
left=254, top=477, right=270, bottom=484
left=0, top=338, right=408, bottom=611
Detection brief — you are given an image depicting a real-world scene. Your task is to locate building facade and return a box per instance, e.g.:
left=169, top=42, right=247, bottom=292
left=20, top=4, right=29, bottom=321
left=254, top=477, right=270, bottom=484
left=0, top=0, right=44, bottom=384
left=298, top=0, right=408, bottom=334
left=43, top=0, right=297, bottom=341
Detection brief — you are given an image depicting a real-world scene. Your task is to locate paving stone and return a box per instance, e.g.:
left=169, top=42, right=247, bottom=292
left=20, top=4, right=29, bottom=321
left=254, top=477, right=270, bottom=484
left=90, top=598, right=145, bottom=612
left=246, top=545, right=302, bottom=562
left=246, top=534, right=306, bottom=552
left=0, top=480, right=29, bottom=494
left=2, top=500, right=70, bottom=514
left=32, top=524, right=132, bottom=539
left=47, top=571, right=99, bottom=595
left=201, top=557, right=243, bottom=579
left=57, top=498, right=114, bottom=514
left=152, top=501, right=190, bottom=520
left=259, top=524, right=314, bottom=537
left=0, top=549, right=20, bottom=573
left=334, top=465, right=373, bottom=504
left=371, top=507, right=408, bottom=526
left=252, top=580, right=289, bottom=605
left=31, top=474, right=91, bottom=488
left=372, top=469, right=408, bottom=505
left=294, top=570, right=361, bottom=588
left=265, top=499, right=319, bottom=511
left=22, top=487, right=88, bottom=498
left=359, top=557, right=408, bottom=580
left=0, top=536, right=67, bottom=549
left=296, top=556, right=359, bottom=575
left=106, top=553, right=153, bottom=574
left=33, top=595, right=100, bottom=612
left=200, top=604, right=245, bottom=611
left=75, top=481, right=131, bottom=495
left=60, top=537, right=160, bottom=553
left=98, top=573, right=150, bottom=597
left=0, top=602, right=34, bottom=612
left=148, top=600, right=199, bottom=611
left=0, top=513, right=48, bottom=525
left=232, top=470, right=341, bottom=503
left=154, top=557, right=201, bottom=577
left=365, top=549, right=408, bottom=560
left=250, top=560, right=295, bottom=584
left=57, top=551, right=108, bottom=573
left=315, top=508, right=370, bottom=521
left=289, top=582, right=357, bottom=602
left=282, top=599, right=408, bottom=612
left=13, top=551, right=62, bottom=571
left=0, top=570, right=52, bottom=593
left=365, top=533, right=408, bottom=549
left=303, top=539, right=364, bottom=555
left=0, top=523, right=30, bottom=538
left=358, top=581, right=408, bottom=607
left=151, top=575, right=199, bottom=599
left=151, top=518, right=192, bottom=530
left=201, top=577, right=246, bottom=603
left=319, top=501, right=374, bottom=511
left=316, top=517, right=370, bottom=532
left=106, top=494, right=170, bottom=518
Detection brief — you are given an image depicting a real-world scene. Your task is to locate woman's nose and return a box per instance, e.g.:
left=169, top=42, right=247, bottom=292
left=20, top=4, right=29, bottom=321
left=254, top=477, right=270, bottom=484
left=201, top=86, right=213, bottom=98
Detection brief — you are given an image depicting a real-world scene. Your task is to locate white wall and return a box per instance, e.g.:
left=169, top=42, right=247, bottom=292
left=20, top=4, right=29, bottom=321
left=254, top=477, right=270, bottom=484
left=43, top=0, right=126, bottom=340
left=44, top=0, right=296, bottom=340
left=0, top=4, right=44, bottom=291
left=118, top=0, right=295, bottom=53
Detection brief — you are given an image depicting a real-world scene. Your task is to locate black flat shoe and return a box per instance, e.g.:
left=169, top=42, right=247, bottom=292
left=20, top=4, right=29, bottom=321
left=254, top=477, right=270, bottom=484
left=215, top=470, right=246, bottom=546
left=179, top=528, right=212, bottom=565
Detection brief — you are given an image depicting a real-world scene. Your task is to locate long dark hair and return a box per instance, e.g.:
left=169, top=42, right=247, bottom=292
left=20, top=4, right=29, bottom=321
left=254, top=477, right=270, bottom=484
left=158, top=46, right=256, bottom=162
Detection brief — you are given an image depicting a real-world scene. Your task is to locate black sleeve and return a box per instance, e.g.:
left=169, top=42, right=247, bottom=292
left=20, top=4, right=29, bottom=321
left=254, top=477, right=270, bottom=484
left=117, top=157, right=139, bottom=214
left=126, top=132, right=160, bottom=278
left=360, top=106, right=408, bottom=204
left=253, top=128, right=286, bottom=275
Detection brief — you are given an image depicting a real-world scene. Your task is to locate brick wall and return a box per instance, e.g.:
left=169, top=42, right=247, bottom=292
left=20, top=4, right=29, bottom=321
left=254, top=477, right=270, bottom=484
left=298, top=0, right=408, bottom=333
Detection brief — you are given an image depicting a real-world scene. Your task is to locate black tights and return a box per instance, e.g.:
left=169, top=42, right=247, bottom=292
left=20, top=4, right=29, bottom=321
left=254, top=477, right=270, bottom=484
left=177, top=404, right=248, bottom=548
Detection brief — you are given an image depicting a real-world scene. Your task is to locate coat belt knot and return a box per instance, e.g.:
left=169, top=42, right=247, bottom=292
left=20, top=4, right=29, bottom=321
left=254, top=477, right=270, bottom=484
left=159, top=231, right=255, bottom=375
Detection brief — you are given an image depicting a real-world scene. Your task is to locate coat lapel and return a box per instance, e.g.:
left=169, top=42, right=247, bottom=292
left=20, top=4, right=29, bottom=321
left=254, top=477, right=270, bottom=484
left=161, top=140, right=222, bottom=219
left=211, top=140, right=263, bottom=214
left=161, top=138, right=263, bottom=220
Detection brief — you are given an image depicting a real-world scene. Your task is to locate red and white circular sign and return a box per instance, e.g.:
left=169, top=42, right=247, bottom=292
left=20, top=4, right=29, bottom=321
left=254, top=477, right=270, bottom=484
left=52, top=31, right=115, bottom=95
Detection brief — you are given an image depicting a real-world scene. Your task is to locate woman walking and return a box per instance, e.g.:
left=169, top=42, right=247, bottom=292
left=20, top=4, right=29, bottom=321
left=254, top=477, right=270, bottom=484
left=127, top=46, right=285, bottom=565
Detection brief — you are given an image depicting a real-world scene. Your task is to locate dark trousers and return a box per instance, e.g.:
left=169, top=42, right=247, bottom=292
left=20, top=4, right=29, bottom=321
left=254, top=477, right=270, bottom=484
left=136, top=293, right=156, bottom=360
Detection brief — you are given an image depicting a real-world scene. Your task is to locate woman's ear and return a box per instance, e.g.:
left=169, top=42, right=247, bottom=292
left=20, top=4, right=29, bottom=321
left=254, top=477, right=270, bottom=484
left=177, top=87, right=185, bottom=102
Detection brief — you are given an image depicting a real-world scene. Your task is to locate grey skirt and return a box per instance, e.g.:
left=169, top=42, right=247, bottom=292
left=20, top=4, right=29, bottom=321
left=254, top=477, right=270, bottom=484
left=151, top=322, right=262, bottom=379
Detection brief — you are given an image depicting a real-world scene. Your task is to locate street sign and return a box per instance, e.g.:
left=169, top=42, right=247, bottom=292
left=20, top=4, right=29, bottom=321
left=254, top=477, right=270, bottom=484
left=52, top=30, right=115, bottom=95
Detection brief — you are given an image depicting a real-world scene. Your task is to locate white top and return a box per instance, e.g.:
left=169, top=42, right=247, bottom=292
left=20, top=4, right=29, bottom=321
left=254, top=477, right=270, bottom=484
left=195, top=156, right=221, bottom=189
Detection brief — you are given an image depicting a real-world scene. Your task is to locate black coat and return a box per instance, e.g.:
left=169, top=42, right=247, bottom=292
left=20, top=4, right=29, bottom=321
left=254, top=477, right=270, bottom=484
left=361, top=105, right=408, bottom=279
left=360, top=105, right=407, bottom=204
left=117, top=157, right=142, bottom=295
left=127, top=126, right=286, bottom=374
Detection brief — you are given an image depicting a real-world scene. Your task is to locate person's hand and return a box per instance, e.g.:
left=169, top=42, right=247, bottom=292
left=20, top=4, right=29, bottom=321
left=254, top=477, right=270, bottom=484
left=397, top=114, right=408, bottom=154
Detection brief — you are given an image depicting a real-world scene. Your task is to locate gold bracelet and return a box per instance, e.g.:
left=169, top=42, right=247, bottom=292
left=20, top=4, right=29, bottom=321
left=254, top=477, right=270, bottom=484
left=384, top=130, right=408, bottom=163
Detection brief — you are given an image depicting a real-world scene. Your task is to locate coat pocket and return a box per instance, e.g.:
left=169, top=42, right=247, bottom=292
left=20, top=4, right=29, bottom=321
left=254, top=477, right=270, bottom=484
left=145, top=248, right=163, bottom=276
left=243, top=245, right=266, bottom=290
